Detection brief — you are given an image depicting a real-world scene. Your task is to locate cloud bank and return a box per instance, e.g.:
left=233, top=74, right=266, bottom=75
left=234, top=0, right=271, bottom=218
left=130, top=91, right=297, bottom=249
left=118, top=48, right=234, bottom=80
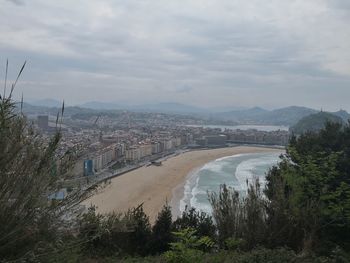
left=0, top=0, right=349, bottom=110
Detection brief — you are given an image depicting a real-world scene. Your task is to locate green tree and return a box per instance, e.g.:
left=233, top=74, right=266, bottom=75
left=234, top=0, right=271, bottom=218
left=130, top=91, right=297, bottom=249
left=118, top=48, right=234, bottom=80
left=265, top=122, right=350, bottom=254
left=123, top=204, right=152, bottom=256
left=209, top=182, right=267, bottom=249
left=150, top=204, right=173, bottom=254
left=173, top=207, right=216, bottom=241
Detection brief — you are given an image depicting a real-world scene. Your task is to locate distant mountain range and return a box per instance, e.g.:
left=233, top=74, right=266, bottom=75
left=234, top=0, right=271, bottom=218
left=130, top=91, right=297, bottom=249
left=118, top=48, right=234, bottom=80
left=27, top=99, right=63, bottom=108
left=79, top=101, right=245, bottom=114
left=214, top=106, right=350, bottom=126
left=24, top=99, right=350, bottom=127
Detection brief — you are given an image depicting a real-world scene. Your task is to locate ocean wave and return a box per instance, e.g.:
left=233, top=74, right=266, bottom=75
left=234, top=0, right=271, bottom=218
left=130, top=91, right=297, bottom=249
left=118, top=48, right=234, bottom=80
left=215, top=153, right=246, bottom=162
left=180, top=152, right=281, bottom=214
left=235, top=154, right=280, bottom=191
left=179, top=153, right=247, bottom=214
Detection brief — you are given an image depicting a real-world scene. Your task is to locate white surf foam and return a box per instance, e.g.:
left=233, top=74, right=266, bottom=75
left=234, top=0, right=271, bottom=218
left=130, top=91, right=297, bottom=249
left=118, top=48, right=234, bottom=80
left=180, top=152, right=281, bottom=214
left=179, top=154, right=248, bottom=214
left=235, top=154, right=280, bottom=191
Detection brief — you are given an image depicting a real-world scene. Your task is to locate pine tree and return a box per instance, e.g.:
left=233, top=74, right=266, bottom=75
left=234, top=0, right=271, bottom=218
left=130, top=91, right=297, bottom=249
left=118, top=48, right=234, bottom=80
left=151, top=204, right=173, bottom=254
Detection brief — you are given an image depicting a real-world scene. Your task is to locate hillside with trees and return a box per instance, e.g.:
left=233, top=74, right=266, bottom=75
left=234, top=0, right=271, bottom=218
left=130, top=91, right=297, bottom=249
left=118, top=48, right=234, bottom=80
left=290, top=111, right=344, bottom=134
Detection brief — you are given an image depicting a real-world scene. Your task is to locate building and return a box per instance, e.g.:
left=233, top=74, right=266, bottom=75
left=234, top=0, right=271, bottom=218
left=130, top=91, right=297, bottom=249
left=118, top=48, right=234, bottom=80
left=83, top=159, right=94, bottom=176
left=139, top=144, right=152, bottom=158
left=38, top=115, right=49, bottom=130
left=151, top=141, right=161, bottom=154
left=205, top=135, right=227, bottom=146
left=126, top=146, right=141, bottom=162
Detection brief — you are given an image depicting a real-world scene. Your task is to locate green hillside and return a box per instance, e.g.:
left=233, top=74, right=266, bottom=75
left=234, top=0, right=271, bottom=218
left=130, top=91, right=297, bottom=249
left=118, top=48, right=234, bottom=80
left=290, top=111, right=344, bottom=134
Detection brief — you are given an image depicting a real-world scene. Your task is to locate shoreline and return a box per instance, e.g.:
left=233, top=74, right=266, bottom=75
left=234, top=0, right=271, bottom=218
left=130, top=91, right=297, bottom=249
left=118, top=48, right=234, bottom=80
left=170, top=164, right=203, bottom=219
left=84, top=146, right=284, bottom=223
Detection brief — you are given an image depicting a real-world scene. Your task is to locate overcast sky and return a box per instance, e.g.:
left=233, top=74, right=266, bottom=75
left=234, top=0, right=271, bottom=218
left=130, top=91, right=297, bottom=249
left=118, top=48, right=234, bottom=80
left=1, top=0, right=350, bottom=110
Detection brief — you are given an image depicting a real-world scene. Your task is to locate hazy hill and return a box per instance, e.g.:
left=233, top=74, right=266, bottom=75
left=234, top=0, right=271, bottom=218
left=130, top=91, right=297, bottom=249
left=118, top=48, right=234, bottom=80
left=22, top=102, right=99, bottom=116
left=260, top=106, right=317, bottom=126
left=290, top=112, right=344, bottom=134
left=132, top=102, right=207, bottom=114
left=28, top=98, right=63, bottom=108
left=80, top=101, right=124, bottom=110
left=215, top=106, right=317, bottom=126
left=21, top=100, right=350, bottom=127
left=79, top=101, right=207, bottom=114
left=333, top=110, right=350, bottom=122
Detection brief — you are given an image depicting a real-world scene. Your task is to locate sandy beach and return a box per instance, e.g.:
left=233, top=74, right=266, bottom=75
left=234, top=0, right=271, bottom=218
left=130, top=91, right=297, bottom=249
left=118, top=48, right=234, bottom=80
left=85, top=146, right=284, bottom=222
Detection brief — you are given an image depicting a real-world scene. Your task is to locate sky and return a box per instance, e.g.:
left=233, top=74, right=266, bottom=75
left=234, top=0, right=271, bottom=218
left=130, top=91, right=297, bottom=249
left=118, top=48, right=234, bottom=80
left=0, top=0, right=350, bottom=111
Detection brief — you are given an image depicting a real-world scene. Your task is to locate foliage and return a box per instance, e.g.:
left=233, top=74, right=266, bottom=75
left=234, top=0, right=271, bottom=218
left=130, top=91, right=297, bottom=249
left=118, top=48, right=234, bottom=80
left=0, top=62, right=87, bottom=261
left=208, top=184, right=244, bottom=245
left=209, top=181, right=267, bottom=249
left=78, top=206, right=127, bottom=258
left=173, top=206, right=216, bottom=240
left=150, top=204, right=173, bottom=254
left=78, top=204, right=152, bottom=258
left=163, top=228, right=214, bottom=263
left=123, top=204, right=152, bottom=256
left=265, top=122, right=350, bottom=254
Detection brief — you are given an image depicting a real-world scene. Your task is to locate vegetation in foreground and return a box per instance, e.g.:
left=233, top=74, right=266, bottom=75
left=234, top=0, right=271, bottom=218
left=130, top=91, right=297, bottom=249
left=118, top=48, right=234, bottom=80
left=0, top=68, right=349, bottom=262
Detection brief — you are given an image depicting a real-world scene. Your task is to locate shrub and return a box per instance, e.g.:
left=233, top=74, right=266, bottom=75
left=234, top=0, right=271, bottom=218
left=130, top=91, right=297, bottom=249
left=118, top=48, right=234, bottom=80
left=163, top=228, right=214, bottom=263
left=0, top=62, right=87, bottom=261
left=173, top=207, right=216, bottom=241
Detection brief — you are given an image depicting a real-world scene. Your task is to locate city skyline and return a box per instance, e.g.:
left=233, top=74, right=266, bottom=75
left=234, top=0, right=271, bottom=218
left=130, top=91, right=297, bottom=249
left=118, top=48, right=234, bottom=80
left=1, top=0, right=350, bottom=111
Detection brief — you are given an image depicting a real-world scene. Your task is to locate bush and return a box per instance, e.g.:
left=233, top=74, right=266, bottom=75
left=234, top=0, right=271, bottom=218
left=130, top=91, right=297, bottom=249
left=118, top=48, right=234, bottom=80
left=163, top=228, right=214, bottom=263
left=173, top=207, right=216, bottom=241
left=0, top=62, right=86, bottom=261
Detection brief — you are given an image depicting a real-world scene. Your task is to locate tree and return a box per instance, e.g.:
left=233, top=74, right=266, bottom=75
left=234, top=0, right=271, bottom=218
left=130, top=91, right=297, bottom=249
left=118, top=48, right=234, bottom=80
left=123, top=204, right=152, bottom=256
left=173, top=207, right=216, bottom=241
left=150, top=204, right=173, bottom=254
left=209, top=182, right=267, bottom=249
left=265, top=122, right=350, bottom=254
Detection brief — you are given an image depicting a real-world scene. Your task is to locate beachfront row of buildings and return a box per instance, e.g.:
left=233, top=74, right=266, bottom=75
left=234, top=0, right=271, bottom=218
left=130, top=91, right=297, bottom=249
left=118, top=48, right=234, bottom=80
left=83, top=135, right=187, bottom=176
left=82, top=129, right=289, bottom=176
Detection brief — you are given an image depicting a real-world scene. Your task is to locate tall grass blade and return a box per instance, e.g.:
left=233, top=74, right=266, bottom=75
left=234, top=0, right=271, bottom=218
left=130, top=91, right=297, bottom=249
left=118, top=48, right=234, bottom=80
left=12, top=61, right=26, bottom=88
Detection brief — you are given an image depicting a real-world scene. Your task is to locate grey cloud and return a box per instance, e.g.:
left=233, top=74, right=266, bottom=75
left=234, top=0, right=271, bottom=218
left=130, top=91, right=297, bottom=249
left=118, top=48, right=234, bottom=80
left=175, top=85, right=193, bottom=93
left=328, top=0, right=350, bottom=9
left=0, top=0, right=349, bottom=111
left=6, top=0, right=24, bottom=6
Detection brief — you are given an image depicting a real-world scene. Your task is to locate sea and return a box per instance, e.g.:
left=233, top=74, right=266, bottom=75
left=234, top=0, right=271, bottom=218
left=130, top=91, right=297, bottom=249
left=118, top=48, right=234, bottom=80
left=178, top=151, right=283, bottom=215
left=185, top=124, right=289, bottom=132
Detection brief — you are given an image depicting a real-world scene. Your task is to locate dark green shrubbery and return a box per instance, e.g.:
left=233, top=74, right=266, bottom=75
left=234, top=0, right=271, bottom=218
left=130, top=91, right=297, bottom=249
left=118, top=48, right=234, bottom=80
left=173, top=206, right=216, bottom=241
